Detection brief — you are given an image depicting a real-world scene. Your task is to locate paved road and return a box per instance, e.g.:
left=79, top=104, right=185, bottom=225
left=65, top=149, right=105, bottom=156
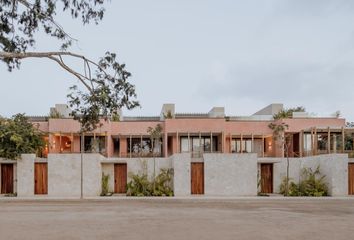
left=0, top=198, right=353, bottom=240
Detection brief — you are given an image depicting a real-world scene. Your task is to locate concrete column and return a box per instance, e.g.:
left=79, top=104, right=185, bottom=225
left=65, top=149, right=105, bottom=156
left=251, top=133, right=254, bottom=153
left=310, top=128, right=314, bottom=156
left=164, top=131, right=168, bottom=157
left=262, top=134, right=265, bottom=157
left=222, top=131, right=225, bottom=153
left=240, top=134, right=243, bottom=154
left=188, top=132, right=190, bottom=152
left=210, top=132, right=213, bottom=153
left=59, top=132, right=62, bottom=153
left=140, top=135, right=143, bottom=157
left=333, top=133, right=337, bottom=154
left=229, top=133, right=232, bottom=153
left=199, top=132, right=202, bottom=153
left=342, top=127, right=345, bottom=153
left=328, top=127, right=331, bottom=154
left=176, top=132, right=179, bottom=153
left=129, top=135, right=132, bottom=158
left=300, top=130, right=303, bottom=157
left=314, top=127, right=317, bottom=155
left=71, top=133, right=74, bottom=153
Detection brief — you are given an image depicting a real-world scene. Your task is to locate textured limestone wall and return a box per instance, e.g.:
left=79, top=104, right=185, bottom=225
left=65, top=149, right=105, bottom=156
left=204, top=153, right=258, bottom=196
left=16, top=154, right=35, bottom=197
left=269, top=154, right=348, bottom=196
left=48, top=153, right=103, bottom=198
left=83, top=154, right=103, bottom=197
left=48, top=154, right=81, bottom=197
left=172, top=153, right=191, bottom=196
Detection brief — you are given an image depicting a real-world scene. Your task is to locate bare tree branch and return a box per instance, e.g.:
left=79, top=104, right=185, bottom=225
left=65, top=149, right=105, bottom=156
left=0, top=51, right=105, bottom=94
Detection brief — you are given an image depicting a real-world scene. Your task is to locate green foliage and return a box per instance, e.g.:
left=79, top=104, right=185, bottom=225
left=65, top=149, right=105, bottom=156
left=67, top=52, right=140, bottom=132
left=100, top=173, right=110, bottom=196
left=163, top=110, right=173, bottom=119
left=147, top=124, right=163, bottom=140
left=1, top=1, right=140, bottom=133
left=279, top=165, right=329, bottom=197
left=126, top=168, right=174, bottom=197
left=49, top=109, right=63, bottom=119
left=111, top=112, right=120, bottom=122
left=273, top=106, right=306, bottom=120
left=268, top=122, right=289, bottom=140
left=0, top=114, right=45, bottom=159
left=1, top=0, right=106, bottom=70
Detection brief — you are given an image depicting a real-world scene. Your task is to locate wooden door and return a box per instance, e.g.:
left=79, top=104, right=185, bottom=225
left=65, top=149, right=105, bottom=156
left=191, top=162, right=204, bottom=194
left=261, top=164, right=273, bottom=194
left=114, top=163, right=127, bottom=193
left=34, top=163, right=48, bottom=195
left=1, top=164, right=14, bottom=194
left=349, top=163, right=354, bottom=195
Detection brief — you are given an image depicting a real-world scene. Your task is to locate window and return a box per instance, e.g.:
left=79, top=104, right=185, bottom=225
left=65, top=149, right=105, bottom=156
left=180, top=136, right=217, bottom=152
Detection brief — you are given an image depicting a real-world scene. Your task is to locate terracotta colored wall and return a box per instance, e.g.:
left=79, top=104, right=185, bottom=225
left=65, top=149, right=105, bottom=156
left=110, top=121, right=163, bottom=135
left=73, top=136, right=81, bottom=153
left=33, top=116, right=348, bottom=157
left=165, top=119, right=225, bottom=133
left=120, top=137, right=127, bottom=156
left=283, top=118, right=345, bottom=132
left=225, top=121, right=273, bottom=135
left=33, top=122, right=49, bottom=132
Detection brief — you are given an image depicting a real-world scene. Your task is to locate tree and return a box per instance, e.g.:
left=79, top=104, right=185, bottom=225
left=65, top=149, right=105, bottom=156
left=270, top=105, right=306, bottom=195
left=273, top=106, right=305, bottom=120
left=0, top=0, right=139, bottom=131
left=147, top=124, right=163, bottom=192
left=0, top=114, right=45, bottom=159
left=268, top=121, right=290, bottom=195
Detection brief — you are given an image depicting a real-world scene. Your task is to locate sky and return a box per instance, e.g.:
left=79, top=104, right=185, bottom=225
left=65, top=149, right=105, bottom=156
left=1, top=0, right=354, bottom=121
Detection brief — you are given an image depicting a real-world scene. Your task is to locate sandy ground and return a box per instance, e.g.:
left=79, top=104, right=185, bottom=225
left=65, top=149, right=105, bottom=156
left=0, top=198, right=353, bottom=240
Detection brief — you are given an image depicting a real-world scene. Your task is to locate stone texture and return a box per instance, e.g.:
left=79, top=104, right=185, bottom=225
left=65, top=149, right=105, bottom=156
left=48, top=154, right=81, bottom=197
left=172, top=153, right=191, bottom=196
left=269, top=154, right=348, bottom=196
left=204, top=153, right=258, bottom=196
left=17, top=154, right=35, bottom=197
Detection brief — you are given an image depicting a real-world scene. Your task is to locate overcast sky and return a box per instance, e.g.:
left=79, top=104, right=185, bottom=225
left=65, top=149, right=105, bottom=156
left=1, top=0, right=354, bottom=121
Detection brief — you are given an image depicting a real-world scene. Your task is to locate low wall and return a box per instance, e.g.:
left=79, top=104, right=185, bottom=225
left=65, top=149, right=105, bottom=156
left=172, top=153, right=191, bottom=196
left=204, top=153, right=258, bottom=196
left=102, top=157, right=173, bottom=193
left=48, top=154, right=103, bottom=198
left=268, top=154, right=348, bottom=196
left=173, top=153, right=258, bottom=196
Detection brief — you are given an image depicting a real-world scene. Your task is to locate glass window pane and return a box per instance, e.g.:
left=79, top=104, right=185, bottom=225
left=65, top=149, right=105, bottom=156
left=181, top=137, right=189, bottom=152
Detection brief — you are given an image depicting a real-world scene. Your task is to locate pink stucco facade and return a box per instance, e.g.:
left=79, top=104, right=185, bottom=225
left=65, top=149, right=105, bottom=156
left=31, top=106, right=348, bottom=159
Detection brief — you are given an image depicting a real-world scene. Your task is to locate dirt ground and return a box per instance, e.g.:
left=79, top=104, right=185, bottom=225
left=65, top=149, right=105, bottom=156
left=0, top=198, right=353, bottom=240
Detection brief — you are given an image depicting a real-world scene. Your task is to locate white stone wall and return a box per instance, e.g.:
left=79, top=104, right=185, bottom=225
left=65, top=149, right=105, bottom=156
left=48, top=154, right=81, bottom=197
left=83, top=154, right=103, bottom=197
left=16, top=154, right=35, bottom=197
left=172, top=153, right=191, bottom=196
left=48, top=153, right=103, bottom=198
left=204, top=153, right=258, bottom=196
left=269, top=154, right=348, bottom=196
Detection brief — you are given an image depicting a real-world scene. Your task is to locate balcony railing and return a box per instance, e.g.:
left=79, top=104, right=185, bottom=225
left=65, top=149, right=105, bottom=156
left=115, top=152, right=163, bottom=158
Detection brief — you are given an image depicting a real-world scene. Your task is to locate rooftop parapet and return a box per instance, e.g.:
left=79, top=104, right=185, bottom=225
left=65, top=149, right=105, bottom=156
left=253, top=103, right=283, bottom=116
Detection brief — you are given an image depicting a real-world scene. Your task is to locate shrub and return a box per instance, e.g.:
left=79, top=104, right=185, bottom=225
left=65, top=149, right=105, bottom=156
left=126, top=173, right=152, bottom=197
left=100, top=173, right=110, bottom=196
left=127, top=168, right=174, bottom=197
left=279, top=165, right=328, bottom=197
